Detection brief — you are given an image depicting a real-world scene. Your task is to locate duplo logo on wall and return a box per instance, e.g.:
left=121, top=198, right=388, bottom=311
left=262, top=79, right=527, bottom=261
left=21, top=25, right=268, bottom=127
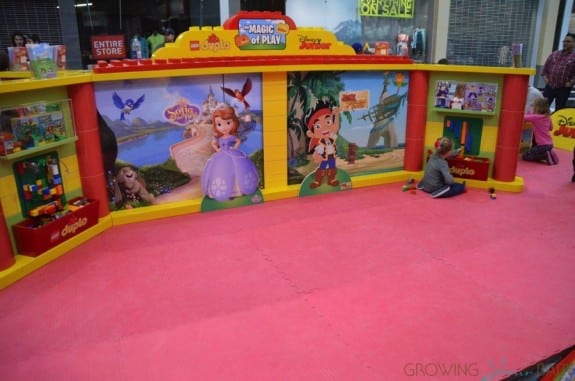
left=450, top=166, right=476, bottom=177
left=201, top=34, right=231, bottom=52
left=61, top=217, right=88, bottom=237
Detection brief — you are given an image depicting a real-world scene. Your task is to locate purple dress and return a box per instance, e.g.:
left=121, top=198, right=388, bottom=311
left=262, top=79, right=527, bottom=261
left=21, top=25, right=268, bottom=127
left=201, top=136, right=259, bottom=201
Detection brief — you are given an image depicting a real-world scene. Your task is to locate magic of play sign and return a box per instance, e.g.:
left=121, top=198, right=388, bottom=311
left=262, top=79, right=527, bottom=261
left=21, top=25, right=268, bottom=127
left=359, top=0, right=414, bottom=18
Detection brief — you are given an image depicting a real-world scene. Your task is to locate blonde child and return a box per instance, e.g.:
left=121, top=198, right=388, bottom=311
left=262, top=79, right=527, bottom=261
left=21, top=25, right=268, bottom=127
left=525, top=84, right=544, bottom=114
left=417, top=137, right=466, bottom=198
left=522, top=98, right=559, bottom=165
left=451, top=83, right=466, bottom=110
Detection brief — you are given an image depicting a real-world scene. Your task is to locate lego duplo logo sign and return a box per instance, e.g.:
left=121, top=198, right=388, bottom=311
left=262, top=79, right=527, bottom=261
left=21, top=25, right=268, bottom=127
left=61, top=217, right=88, bottom=237
left=359, top=0, right=415, bottom=18
left=201, top=34, right=231, bottom=51
left=91, top=35, right=126, bottom=59
left=450, top=166, right=476, bottom=177
left=446, top=157, right=489, bottom=181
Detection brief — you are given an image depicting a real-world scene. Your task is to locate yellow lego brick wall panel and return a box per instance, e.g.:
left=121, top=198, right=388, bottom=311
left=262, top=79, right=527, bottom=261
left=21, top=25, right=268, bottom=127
left=262, top=117, right=288, bottom=134
left=480, top=125, right=499, bottom=153
left=263, top=163, right=286, bottom=189
left=153, top=22, right=355, bottom=59
left=425, top=122, right=445, bottom=144
left=262, top=72, right=287, bottom=95
left=264, top=148, right=287, bottom=162
left=0, top=191, right=22, bottom=218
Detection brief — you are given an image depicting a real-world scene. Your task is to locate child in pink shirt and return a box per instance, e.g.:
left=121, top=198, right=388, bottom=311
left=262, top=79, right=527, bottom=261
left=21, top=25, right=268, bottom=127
left=522, top=98, right=559, bottom=165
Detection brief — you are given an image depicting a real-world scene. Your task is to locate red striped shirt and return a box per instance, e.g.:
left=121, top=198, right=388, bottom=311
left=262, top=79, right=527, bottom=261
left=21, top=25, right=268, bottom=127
left=542, top=49, right=575, bottom=88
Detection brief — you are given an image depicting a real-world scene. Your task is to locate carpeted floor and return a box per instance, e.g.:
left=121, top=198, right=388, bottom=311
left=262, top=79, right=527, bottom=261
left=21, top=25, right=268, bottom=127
left=0, top=149, right=573, bottom=381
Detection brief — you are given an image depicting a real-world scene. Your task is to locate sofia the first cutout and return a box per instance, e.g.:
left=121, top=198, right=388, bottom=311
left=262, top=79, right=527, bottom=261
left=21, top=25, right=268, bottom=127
left=200, top=104, right=263, bottom=211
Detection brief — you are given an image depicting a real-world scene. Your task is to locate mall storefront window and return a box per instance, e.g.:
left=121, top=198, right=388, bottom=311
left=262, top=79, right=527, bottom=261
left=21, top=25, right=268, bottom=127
left=446, top=0, right=539, bottom=67
left=0, top=0, right=546, bottom=69
left=70, top=0, right=280, bottom=67
left=287, top=0, right=434, bottom=62
left=74, top=0, right=221, bottom=67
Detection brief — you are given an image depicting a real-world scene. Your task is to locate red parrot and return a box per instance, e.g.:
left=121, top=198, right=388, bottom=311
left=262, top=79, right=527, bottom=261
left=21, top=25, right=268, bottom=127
left=221, top=77, right=252, bottom=108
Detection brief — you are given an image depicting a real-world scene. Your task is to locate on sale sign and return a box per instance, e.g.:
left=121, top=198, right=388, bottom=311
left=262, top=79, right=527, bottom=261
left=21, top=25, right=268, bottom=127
left=91, top=35, right=126, bottom=59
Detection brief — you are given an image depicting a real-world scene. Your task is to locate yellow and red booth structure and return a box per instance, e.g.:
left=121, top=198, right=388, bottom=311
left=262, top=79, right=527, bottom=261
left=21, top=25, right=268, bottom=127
left=0, top=11, right=535, bottom=288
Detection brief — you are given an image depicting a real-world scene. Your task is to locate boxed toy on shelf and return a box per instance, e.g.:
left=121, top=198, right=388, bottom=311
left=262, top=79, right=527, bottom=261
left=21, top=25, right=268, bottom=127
left=7, top=46, right=29, bottom=71
left=0, top=131, right=17, bottom=156
left=26, top=43, right=57, bottom=79
left=0, top=99, right=72, bottom=156
left=6, top=43, right=66, bottom=77
left=52, top=45, right=67, bottom=70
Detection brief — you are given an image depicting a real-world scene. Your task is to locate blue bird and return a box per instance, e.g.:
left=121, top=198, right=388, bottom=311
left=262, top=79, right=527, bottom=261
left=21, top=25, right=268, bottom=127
left=112, top=92, right=145, bottom=121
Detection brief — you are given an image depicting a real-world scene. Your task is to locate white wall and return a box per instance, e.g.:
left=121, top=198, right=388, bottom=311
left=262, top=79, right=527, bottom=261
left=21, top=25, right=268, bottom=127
left=433, top=0, right=450, bottom=63
left=285, top=0, right=358, bottom=31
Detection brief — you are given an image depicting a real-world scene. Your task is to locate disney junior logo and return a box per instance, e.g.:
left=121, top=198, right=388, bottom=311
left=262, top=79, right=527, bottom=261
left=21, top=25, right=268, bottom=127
left=552, top=110, right=575, bottom=139
left=403, top=362, right=479, bottom=377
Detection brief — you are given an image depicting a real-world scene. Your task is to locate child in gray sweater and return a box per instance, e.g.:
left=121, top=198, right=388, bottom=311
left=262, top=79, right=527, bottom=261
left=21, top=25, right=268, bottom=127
left=417, top=137, right=466, bottom=198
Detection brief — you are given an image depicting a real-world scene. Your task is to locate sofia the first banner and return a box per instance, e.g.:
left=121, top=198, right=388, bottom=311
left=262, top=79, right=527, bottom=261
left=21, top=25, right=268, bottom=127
left=94, top=74, right=264, bottom=212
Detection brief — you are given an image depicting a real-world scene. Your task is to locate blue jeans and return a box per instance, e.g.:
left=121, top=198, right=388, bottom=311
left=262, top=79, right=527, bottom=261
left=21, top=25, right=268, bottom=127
left=435, top=182, right=466, bottom=198
left=522, top=144, right=552, bottom=162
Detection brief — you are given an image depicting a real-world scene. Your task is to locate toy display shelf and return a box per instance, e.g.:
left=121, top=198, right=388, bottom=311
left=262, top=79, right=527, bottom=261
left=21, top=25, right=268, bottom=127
left=0, top=71, right=32, bottom=80
left=0, top=137, right=78, bottom=161
left=420, top=64, right=535, bottom=75
left=12, top=151, right=67, bottom=217
left=434, top=108, right=497, bottom=117
left=12, top=197, right=99, bottom=257
left=0, top=71, right=91, bottom=95
left=92, top=55, right=414, bottom=74
left=0, top=98, right=77, bottom=160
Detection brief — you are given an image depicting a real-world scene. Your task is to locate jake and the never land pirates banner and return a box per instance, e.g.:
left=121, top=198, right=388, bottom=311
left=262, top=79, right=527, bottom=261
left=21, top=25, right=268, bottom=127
left=359, top=0, right=414, bottom=18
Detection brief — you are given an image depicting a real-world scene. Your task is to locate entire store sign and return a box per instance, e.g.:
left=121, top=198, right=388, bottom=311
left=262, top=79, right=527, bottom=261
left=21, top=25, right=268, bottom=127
left=358, top=0, right=415, bottom=18
left=91, top=35, right=126, bottom=59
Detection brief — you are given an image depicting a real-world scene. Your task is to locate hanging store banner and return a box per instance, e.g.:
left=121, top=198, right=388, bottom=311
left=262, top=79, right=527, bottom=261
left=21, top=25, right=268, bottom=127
left=358, top=0, right=415, bottom=18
